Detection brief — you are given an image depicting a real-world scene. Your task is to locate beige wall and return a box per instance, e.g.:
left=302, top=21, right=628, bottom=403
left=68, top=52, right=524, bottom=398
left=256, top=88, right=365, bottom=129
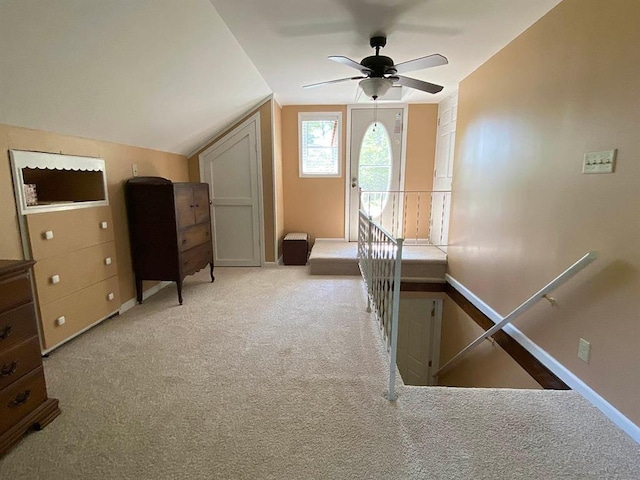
left=404, top=104, right=438, bottom=238
left=273, top=101, right=285, bottom=258
left=449, top=0, right=640, bottom=423
left=439, top=297, right=541, bottom=389
left=282, top=105, right=348, bottom=243
left=188, top=99, right=277, bottom=262
left=281, top=104, right=438, bottom=243
left=0, top=124, right=188, bottom=303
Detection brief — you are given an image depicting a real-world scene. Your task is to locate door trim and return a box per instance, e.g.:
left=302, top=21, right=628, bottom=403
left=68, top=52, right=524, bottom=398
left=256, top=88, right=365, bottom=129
left=344, top=103, right=409, bottom=241
left=198, top=112, right=265, bottom=266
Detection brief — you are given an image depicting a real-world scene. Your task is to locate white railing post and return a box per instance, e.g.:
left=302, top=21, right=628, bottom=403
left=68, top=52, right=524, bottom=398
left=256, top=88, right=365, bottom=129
left=366, top=215, right=373, bottom=313
left=387, top=238, right=403, bottom=401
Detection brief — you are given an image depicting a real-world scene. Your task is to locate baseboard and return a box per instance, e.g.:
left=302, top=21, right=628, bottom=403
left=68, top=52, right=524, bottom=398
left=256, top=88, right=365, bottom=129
left=445, top=274, right=640, bottom=444
left=263, top=261, right=281, bottom=268
left=314, top=238, right=348, bottom=242
left=119, top=281, right=172, bottom=314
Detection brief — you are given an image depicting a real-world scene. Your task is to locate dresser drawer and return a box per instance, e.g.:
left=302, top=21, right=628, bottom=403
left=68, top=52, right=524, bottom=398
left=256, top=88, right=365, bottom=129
left=0, top=337, right=42, bottom=391
left=178, top=223, right=211, bottom=252
left=33, top=242, right=118, bottom=305
left=0, top=272, right=32, bottom=313
left=0, top=366, right=47, bottom=434
left=26, top=206, right=114, bottom=259
left=0, top=303, right=38, bottom=351
left=38, top=276, right=120, bottom=351
left=180, top=243, right=212, bottom=276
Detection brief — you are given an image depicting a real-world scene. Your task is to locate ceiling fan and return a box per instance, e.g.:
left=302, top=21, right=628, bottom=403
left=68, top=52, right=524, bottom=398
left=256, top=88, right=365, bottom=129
left=303, top=35, right=448, bottom=100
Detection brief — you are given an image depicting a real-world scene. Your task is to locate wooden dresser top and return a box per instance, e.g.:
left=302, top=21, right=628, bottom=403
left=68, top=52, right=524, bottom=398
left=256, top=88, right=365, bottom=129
left=0, top=260, right=36, bottom=277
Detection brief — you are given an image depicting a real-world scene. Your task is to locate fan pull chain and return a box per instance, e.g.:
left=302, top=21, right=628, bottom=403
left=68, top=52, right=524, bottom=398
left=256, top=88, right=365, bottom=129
left=373, top=100, right=378, bottom=131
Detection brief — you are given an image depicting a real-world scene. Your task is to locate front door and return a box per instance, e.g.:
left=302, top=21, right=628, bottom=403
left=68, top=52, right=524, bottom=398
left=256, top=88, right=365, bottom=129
left=200, top=114, right=262, bottom=266
left=348, top=107, right=404, bottom=241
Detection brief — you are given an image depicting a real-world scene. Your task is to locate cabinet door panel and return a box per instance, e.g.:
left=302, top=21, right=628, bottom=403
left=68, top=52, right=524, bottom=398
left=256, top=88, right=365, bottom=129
left=193, top=185, right=210, bottom=224
left=175, top=187, right=195, bottom=228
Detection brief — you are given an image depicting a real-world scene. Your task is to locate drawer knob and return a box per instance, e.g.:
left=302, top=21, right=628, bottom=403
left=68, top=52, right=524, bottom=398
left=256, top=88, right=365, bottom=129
left=50, top=274, right=60, bottom=284
left=0, top=325, right=12, bottom=340
left=104, top=257, right=112, bottom=265
left=107, top=292, right=115, bottom=301
left=182, top=239, right=187, bottom=244
left=43, top=230, right=54, bottom=240
left=8, top=389, right=31, bottom=408
left=100, top=221, right=108, bottom=229
left=1, top=361, right=18, bottom=377
left=56, top=316, right=66, bottom=326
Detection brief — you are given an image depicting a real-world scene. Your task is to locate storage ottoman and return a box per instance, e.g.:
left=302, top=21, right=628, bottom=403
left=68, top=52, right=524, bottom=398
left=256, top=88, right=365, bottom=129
left=283, top=232, right=309, bottom=265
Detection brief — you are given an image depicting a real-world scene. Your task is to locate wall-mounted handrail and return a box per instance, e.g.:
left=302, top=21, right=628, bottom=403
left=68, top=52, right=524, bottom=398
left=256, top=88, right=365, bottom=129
left=435, top=251, right=598, bottom=378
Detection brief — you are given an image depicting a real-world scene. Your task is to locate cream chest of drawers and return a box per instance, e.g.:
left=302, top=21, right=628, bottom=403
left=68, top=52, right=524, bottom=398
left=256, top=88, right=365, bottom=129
left=25, top=206, right=121, bottom=352
left=10, top=150, right=121, bottom=353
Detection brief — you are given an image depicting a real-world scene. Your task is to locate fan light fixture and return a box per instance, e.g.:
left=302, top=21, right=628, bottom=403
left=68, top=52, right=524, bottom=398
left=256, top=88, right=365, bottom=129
left=359, top=77, right=393, bottom=100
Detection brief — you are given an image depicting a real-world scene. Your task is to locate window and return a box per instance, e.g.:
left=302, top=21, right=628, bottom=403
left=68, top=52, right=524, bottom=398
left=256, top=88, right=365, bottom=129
left=359, top=122, right=392, bottom=218
left=298, top=112, right=342, bottom=177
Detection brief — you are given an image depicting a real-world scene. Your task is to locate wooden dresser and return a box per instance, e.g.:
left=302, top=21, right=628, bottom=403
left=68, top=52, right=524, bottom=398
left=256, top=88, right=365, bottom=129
left=0, top=260, right=60, bottom=456
left=125, top=177, right=215, bottom=305
left=25, top=207, right=121, bottom=352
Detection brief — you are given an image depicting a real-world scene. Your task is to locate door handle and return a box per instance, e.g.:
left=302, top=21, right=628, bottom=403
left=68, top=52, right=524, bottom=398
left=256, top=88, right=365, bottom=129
left=351, top=177, right=357, bottom=188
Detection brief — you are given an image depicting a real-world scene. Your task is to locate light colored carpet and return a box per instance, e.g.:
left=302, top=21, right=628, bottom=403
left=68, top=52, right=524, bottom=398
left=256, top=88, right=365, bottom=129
left=1, top=267, right=639, bottom=479
left=308, top=241, right=448, bottom=278
left=308, top=241, right=360, bottom=275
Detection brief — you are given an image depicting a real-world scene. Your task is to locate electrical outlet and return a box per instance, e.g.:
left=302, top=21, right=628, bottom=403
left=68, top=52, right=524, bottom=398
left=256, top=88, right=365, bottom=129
left=578, top=338, right=591, bottom=363
left=132, top=163, right=139, bottom=177
left=583, top=149, right=616, bottom=174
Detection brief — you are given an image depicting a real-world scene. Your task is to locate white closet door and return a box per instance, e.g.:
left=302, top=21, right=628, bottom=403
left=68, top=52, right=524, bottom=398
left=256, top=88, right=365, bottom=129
left=430, top=92, right=458, bottom=247
left=200, top=115, right=262, bottom=266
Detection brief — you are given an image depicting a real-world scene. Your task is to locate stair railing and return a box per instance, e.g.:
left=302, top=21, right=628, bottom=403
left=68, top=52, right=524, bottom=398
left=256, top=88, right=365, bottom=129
left=358, top=209, right=404, bottom=401
left=434, top=251, right=598, bottom=379
left=359, top=189, right=451, bottom=245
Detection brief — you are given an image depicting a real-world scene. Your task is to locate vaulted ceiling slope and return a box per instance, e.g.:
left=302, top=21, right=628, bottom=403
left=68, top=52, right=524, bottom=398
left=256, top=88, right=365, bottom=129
left=0, top=0, right=561, bottom=155
left=211, top=0, right=562, bottom=105
left=0, top=0, right=271, bottom=155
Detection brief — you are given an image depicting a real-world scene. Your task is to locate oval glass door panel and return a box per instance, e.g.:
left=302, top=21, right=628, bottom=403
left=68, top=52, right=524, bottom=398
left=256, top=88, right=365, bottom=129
left=358, top=122, right=392, bottom=218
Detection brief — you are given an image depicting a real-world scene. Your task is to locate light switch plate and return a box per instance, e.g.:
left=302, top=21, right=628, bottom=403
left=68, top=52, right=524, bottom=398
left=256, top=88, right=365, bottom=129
left=578, top=338, right=591, bottom=363
left=583, top=149, right=616, bottom=174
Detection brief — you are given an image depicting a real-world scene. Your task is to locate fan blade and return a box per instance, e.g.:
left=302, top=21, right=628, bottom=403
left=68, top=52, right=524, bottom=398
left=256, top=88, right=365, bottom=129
left=328, top=56, right=373, bottom=74
left=394, top=75, right=444, bottom=94
left=303, top=76, right=366, bottom=89
left=393, top=54, right=448, bottom=74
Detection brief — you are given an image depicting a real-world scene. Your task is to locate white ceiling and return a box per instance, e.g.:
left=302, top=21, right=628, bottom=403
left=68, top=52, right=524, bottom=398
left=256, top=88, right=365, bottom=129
left=0, top=0, right=562, bottom=155
left=211, top=0, right=562, bottom=105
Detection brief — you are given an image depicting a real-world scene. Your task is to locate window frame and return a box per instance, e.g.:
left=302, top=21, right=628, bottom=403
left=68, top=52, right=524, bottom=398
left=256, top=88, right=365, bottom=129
left=298, top=112, right=342, bottom=178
